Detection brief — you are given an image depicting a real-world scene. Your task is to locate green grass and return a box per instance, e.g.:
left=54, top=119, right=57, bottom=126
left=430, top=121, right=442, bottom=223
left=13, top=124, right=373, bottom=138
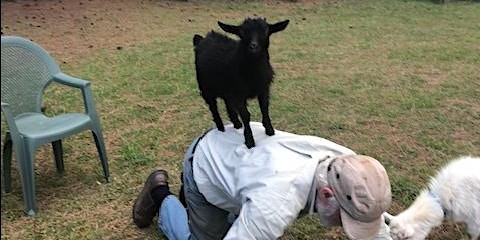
left=2, top=0, right=480, bottom=239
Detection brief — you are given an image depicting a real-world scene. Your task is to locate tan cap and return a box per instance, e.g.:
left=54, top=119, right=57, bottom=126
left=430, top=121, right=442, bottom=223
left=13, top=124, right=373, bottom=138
left=327, top=155, right=391, bottom=240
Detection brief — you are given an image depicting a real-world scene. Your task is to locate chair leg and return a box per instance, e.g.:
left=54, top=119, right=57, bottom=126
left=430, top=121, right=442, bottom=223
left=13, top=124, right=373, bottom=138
left=52, top=140, right=64, bottom=173
left=2, top=132, right=13, bottom=192
left=16, top=142, right=37, bottom=216
left=92, top=129, right=110, bottom=183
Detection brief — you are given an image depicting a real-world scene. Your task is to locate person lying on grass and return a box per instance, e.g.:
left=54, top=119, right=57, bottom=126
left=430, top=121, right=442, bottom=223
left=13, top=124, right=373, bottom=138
left=132, top=122, right=392, bottom=240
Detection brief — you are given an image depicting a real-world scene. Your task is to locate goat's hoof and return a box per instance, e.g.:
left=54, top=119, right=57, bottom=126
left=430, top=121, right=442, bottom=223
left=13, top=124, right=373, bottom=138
left=233, top=122, right=242, bottom=129
left=245, top=141, right=255, bottom=149
left=217, top=126, right=225, bottom=132
left=265, top=128, right=275, bottom=136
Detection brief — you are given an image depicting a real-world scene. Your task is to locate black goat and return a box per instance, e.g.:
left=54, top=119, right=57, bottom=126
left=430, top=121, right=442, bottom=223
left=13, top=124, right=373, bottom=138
left=193, top=17, right=289, bottom=148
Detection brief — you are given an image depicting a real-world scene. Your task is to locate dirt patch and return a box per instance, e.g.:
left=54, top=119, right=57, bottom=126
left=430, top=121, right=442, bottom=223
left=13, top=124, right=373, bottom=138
left=1, top=0, right=183, bottom=64
left=1, top=0, right=341, bottom=65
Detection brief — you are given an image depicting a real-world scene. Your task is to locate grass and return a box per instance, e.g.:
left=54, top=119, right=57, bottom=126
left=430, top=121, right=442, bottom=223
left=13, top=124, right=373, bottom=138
left=2, top=0, right=480, bottom=239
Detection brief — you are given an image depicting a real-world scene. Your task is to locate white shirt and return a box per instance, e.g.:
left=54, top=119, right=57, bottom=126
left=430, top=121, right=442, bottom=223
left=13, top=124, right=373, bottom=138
left=192, top=122, right=356, bottom=239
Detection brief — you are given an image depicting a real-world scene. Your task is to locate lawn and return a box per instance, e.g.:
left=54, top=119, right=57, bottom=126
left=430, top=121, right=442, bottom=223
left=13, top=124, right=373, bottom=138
left=1, top=0, right=479, bottom=239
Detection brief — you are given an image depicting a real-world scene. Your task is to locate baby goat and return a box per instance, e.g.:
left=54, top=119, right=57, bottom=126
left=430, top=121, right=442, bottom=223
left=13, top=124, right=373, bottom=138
left=193, top=17, right=289, bottom=148
left=384, top=156, right=480, bottom=240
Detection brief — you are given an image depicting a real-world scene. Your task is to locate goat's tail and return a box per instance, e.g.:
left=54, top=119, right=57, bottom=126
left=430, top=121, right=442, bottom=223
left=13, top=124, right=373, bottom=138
left=193, top=34, right=204, bottom=46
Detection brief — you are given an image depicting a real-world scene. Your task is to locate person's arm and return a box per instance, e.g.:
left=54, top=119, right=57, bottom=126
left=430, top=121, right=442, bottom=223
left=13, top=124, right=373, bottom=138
left=372, top=217, right=392, bottom=240
left=223, top=192, right=302, bottom=240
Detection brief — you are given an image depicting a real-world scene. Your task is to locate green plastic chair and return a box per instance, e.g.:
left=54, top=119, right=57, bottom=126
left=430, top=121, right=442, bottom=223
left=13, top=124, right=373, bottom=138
left=1, top=36, right=110, bottom=216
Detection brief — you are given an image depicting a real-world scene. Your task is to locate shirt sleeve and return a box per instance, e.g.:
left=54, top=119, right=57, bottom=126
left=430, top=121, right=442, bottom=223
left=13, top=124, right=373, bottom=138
left=373, top=218, right=392, bottom=240
left=223, top=189, right=305, bottom=240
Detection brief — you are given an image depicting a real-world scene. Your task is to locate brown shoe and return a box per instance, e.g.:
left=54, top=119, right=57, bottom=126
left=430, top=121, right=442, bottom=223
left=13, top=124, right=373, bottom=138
left=132, top=169, right=169, bottom=228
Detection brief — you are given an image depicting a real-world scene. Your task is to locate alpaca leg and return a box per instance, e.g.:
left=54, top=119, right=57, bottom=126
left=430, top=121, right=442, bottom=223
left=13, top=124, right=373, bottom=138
left=463, top=213, right=480, bottom=240
left=205, top=97, right=224, bottom=131
left=467, top=224, right=479, bottom=240
left=225, top=100, right=242, bottom=129
left=258, top=93, right=274, bottom=136
left=237, top=102, right=254, bottom=148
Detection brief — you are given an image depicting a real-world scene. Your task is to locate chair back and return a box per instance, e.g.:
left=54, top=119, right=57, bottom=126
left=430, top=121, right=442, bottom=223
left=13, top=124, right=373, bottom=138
left=1, top=36, right=61, bottom=117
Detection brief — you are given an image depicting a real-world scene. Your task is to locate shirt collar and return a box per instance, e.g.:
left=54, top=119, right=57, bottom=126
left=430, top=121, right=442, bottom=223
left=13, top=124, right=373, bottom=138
left=302, top=155, right=333, bottom=215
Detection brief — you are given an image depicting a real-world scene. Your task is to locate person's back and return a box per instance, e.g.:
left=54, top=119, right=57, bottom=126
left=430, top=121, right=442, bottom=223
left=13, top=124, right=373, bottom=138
left=192, top=122, right=355, bottom=239
left=133, top=123, right=393, bottom=240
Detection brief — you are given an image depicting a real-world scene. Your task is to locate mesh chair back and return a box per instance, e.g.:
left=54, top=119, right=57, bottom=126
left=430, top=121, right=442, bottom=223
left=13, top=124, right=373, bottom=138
left=1, top=36, right=61, bottom=117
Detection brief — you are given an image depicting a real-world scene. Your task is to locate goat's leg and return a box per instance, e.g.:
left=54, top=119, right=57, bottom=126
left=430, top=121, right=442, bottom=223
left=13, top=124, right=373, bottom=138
left=258, top=93, right=275, bottom=136
left=225, top=100, right=242, bottom=129
left=205, top=97, right=225, bottom=131
left=237, top=102, right=255, bottom=148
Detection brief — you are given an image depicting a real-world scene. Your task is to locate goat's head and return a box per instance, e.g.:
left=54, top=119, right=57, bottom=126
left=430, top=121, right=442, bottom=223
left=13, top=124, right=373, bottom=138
left=218, top=18, right=289, bottom=55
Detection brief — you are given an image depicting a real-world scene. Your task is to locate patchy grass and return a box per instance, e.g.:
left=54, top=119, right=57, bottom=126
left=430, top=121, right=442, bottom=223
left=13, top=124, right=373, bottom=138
left=2, top=0, right=480, bottom=239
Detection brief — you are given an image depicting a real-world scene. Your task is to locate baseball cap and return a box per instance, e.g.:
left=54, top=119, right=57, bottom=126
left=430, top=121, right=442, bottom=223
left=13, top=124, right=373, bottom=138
left=327, top=155, right=391, bottom=240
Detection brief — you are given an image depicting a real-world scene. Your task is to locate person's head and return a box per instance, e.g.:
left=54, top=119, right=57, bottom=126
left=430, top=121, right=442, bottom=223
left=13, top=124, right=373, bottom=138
left=315, top=155, right=391, bottom=240
left=315, top=158, right=342, bottom=226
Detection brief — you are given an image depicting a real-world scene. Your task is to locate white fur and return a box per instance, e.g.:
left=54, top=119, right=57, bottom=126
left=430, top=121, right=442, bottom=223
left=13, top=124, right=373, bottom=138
left=384, top=156, right=480, bottom=240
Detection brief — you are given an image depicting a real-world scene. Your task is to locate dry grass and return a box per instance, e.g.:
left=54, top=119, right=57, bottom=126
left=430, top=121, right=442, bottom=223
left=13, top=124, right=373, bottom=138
left=2, top=0, right=480, bottom=239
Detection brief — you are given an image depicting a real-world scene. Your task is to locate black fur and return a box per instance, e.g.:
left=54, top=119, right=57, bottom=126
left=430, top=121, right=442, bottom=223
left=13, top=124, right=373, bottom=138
left=193, top=18, right=289, bottom=148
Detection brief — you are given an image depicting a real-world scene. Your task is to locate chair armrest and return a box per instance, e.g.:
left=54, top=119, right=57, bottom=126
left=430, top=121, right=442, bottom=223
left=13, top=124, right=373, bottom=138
left=1, top=102, right=20, bottom=134
left=1, top=102, right=13, bottom=118
left=52, top=73, right=98, bottom=117
left=52, top=73, right=90, bottom=89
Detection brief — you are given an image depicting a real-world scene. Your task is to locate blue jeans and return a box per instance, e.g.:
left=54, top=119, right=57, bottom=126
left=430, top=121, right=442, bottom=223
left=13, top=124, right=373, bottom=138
left=156, top=182, right=234, bottom=240
left=158, top=133, right=231, bottom=240
left=156, top=136, right=200, bottom=240
left=157, top=195, right=191, bottom=240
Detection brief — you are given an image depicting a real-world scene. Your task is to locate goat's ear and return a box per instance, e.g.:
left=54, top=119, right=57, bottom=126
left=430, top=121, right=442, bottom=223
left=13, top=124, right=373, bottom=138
left=269, top=20, right=290, bottom=34
left=218, top=21, right=240, bottom=36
